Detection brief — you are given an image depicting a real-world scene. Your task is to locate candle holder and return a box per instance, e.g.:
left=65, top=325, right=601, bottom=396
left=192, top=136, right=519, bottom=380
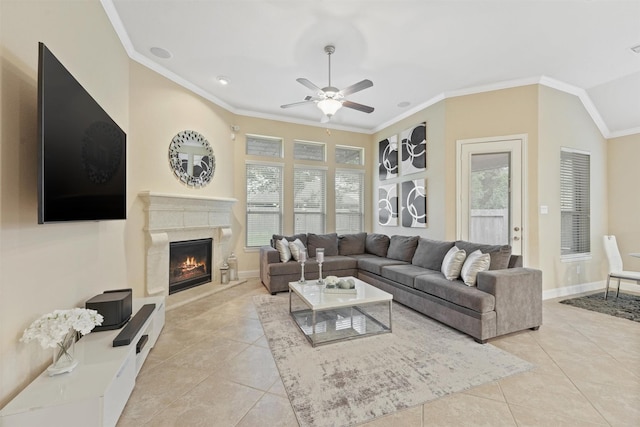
left=316, top=248, right=325, bottom=285
left=298, top=249, right=307, bottom=283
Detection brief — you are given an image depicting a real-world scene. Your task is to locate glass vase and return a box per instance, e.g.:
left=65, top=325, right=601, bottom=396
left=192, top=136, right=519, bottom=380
left=47, top=329, right=78, bottom=376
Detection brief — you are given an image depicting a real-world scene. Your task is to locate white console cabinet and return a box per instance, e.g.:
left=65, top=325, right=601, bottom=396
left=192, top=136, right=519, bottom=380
left=0, top=297, right=165, bottom=427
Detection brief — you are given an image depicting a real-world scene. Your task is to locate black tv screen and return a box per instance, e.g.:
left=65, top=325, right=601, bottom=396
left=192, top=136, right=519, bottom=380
left=38, top=42, right=126, bottom=223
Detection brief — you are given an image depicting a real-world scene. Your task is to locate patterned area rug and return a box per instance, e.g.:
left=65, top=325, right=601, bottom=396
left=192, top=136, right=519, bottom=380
left=254, top=294, right=533, bottom=427
left=560, top=292, right=640, bottom=322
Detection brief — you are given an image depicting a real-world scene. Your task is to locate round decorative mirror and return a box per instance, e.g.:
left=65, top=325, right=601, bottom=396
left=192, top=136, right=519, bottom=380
left=169, top=130, right=215, bottom=187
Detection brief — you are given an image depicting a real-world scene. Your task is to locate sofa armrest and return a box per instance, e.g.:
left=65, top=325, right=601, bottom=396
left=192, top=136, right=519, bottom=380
left=477, top=267, right=542, bottom=336
left=260, top=245, right=281, bottom=288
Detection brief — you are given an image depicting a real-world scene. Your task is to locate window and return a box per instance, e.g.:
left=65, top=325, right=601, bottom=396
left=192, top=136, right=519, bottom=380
left=560, top=149, right=590, bottom=257
left=294, top=140, right=325, bottom=161
left=246, top=135, right=283, bottom=158
left=335, top=169, right=365, bottom=234
left=246, top=163, right=283, bottom=247
left=336, top=145, right=364, bottom=165
left=294, top=167, right=326, bottom=234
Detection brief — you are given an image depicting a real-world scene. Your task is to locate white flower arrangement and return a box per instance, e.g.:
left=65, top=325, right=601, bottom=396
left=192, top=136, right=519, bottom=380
left=20, top=308, right=104, bottom=349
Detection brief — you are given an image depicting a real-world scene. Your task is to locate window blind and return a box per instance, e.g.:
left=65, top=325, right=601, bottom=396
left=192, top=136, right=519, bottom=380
left=246, top=135, right=283, bottom=158
left=560, top=149, right=590, bottom=256
left=335, top=169, right=364, bottom=234
left=294, top=140, right=325, bottom=161
left=246, top=163, right=283, bottom=247
left=293, top=167, right=326, bottom=234
left=335, top=146, right=364, bottom=165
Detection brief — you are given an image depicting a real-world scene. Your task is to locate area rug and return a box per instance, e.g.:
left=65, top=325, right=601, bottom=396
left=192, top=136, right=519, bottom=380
left=560, top=291, right=640, bottom=322
left=254, top=294, right=533, bottom=427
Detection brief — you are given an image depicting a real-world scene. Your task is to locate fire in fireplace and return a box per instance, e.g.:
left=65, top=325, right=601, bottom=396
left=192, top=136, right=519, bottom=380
left=169, top=238, right=212, bottom=294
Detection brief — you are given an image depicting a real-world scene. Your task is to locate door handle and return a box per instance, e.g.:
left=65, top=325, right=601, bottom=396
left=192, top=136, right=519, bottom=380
left=514, top=226, right=520, bottom=232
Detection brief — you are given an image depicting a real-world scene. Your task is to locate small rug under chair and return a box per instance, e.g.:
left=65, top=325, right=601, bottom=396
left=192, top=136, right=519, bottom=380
left=560, top=291, right=640, bottom=322
left=253, top=294, right=533, bottom=427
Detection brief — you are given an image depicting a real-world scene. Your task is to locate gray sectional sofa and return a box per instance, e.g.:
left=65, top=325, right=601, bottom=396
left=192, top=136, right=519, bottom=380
left=259, top=232, right=542, bottom=343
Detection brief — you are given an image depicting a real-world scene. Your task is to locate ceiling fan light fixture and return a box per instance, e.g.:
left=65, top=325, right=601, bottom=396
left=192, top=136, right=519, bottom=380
left=317, top=98, right=342, bottom=116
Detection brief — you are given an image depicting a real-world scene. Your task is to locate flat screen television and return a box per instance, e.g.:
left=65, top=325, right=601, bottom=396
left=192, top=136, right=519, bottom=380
left=38, top=42, right=126, bottom=223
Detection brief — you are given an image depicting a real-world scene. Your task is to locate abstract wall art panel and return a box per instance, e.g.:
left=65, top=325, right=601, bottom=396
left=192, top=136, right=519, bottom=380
left=400, top=122, right=426, bottom=175
left=378, top=184, right=398, bottom=226
left=378, top=136, right=398, bottom=180
left=401, top=179, right=427, bottom=228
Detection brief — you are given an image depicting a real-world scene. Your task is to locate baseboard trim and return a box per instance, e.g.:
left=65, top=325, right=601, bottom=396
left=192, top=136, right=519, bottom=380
left=543, top=280, right=638, bottom=300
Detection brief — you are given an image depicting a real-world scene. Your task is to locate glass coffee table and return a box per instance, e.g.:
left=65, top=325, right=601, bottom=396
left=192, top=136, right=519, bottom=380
left=288, top=276, right=393, bottom=347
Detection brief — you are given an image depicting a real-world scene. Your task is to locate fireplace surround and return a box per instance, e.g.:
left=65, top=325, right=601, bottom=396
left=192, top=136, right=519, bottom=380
left=140, top=191, right=236, bottom=296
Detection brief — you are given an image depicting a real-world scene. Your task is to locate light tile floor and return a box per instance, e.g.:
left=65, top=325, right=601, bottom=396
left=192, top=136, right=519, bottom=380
left=118, top=279, right=640, bottom=426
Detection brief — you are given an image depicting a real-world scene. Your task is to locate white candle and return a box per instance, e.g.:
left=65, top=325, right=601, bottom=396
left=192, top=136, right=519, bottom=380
left=298, top=249, right=307, bottom=262
left=316, top=249, right=324, bottom=263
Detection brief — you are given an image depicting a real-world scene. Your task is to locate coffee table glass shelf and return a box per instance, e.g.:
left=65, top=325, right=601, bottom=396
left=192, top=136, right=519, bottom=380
left=289, top=276, right=393, bottom=347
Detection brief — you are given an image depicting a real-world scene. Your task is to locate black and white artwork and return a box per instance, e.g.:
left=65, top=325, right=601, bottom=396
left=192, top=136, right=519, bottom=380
left=400, top=122, right=426, bottom=175
left=378, top=136, right=398, bottom=180
left=401, top=179, right=427, bottom=228
left=378, top=184, right=398, bottom=226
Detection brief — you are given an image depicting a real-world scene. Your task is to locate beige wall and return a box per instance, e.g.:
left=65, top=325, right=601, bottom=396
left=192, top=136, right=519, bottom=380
left=372, top=102, right=447, bottom=239
left=0, top=0, right=130, bottom=405
left=607, top=133, right=640, bottom=272
left=127, top=61, right=236, bottom=293
left=538, top=85, right=608, bottom=293
left=232, top=115, right=371, bottom=274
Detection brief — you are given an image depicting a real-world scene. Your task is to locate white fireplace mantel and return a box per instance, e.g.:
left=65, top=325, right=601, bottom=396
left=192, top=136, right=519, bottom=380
left=139, top=191, right=237, bottom=296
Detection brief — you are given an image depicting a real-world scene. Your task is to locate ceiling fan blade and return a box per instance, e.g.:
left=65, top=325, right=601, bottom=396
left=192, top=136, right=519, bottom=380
left=280, top=96, right=314, bottom=109
left=339, top=79, right=373, bottom=96
left=297, top=78, right=322, bottom=92
left=342, top=100, right=374, bottom=114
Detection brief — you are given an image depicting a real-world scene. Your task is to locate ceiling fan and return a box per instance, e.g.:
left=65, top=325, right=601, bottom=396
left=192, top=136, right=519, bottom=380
left=281, top=45, right=374, bottom=122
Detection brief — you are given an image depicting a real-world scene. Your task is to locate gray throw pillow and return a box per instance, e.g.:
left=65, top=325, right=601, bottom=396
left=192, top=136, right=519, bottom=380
left=307, top=233, right=339, bottom=258
left=339, top=233, right=367, bottom=255
left=365, top=233, right=390, bottom=257
left=412, top=238, right=455, bottom=270
left=454, top=240, right=512, bottom=270
left=387, top=235, right=419, bottom=262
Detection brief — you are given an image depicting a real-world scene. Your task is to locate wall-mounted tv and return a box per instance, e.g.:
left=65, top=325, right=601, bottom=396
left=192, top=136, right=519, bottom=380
left=38, top=42, right=126, bottom=223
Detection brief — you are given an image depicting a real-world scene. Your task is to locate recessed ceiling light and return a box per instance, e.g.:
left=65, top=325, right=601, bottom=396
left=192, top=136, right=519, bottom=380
left=397, top=101, right=411, bottom=108
left=149, top=47, right=172, bottom=59
left=631, top=44, right=640, bottom=54
left=217, top=76, right=230, bottom=85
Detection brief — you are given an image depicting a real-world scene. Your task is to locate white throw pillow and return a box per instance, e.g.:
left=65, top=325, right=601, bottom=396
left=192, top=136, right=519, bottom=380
left=288, top=238, right=307, bottom=261
left=441, top=246, right=467, bottom=280
left=460, top=250, right=491, bottom=286
left=275, top=238, right=291, bottom=262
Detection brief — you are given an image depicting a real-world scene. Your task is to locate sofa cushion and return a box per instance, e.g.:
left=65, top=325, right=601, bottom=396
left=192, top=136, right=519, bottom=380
left=412, top=238, right=455, bottom=270
left=441, top=246, right=467, bottom=280
left=307, top=233, right=339, bottom=257
left=381, top=264, right=440, bottom=288
left=414, top=274, right=496, bottom=313
left=273, top=233, right=307, bottom=248
left=274, top=238, right=292, bottom=262
left=338, top=232, right=367, bottom=255
left=365, top=233, right=390, bottom=257
left=454, top=240, right=511, bottom=270
left=387, top=235, right=419, bottom=262
left=358, top=256, right=408, bottom=276
left=460, top=250, right=491, bottom=286
left=288, top=238, right=307, bottom=261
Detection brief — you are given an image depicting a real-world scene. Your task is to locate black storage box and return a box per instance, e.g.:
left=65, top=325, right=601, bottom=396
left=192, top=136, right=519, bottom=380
left=86, top=289, right=132, bottom=331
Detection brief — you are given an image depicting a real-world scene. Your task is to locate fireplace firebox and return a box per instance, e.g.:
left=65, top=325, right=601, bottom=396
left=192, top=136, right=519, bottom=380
left=169, top=238, right=212, bottom=294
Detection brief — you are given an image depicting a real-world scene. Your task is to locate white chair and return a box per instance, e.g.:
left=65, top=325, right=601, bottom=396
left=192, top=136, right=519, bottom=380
left=603, top=235, right=640, bottom=300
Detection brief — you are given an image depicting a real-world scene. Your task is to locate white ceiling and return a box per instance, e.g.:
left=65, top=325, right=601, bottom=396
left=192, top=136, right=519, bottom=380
left=104, top=0, right=640, bottom=137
